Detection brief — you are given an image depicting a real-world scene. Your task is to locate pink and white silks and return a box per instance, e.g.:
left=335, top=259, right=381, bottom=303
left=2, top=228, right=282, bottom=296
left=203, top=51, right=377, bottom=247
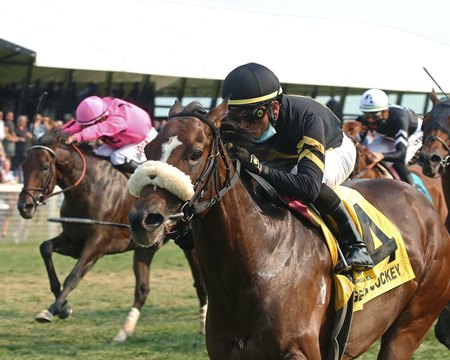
left=62, top=97, right=158, bottom=165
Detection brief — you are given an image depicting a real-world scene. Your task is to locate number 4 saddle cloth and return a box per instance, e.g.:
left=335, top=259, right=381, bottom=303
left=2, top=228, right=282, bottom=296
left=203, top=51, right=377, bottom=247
left=287, top=185, right=416, bottom=312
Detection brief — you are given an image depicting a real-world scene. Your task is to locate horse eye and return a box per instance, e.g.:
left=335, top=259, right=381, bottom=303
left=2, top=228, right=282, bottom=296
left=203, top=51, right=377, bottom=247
left=190, top=150, right=203, bottom=161
left=43, top=164, right=50, bottom=171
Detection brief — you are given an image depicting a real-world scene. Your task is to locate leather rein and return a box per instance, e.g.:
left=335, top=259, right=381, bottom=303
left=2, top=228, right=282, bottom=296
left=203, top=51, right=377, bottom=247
left=20, top=143, right=87, bottom=206
left=168, top=112, right=240, bottom=222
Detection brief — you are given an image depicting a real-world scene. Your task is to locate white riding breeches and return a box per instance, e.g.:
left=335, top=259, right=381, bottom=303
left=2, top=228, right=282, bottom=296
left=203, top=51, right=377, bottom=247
left=362, top=119, right=423, bottom=166
left=94, top=127, right=158, bottom=165
left=290, top=133, right=356, bottom=189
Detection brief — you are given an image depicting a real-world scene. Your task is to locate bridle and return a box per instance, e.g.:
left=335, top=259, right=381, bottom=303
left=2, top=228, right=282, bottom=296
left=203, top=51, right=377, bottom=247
left=168, top=112, right=240, bottom=222
left=422, top=132, right=450, bottom=173
left=20, top=143, right=87, bottom=207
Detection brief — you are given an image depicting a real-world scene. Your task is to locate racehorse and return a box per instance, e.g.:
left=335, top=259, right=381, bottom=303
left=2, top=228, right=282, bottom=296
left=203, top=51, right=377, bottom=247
left=16, top=129, right=207, bottom=342
left=343, top=120, right=448, bottom=224
left=418, top=89, right=450, bottom=349
left=127, top=99, right=450, bottom=359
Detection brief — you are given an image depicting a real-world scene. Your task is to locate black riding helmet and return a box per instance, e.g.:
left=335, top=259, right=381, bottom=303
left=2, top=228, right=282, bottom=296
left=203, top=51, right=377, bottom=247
left=222, top=63, right=282, bottom=124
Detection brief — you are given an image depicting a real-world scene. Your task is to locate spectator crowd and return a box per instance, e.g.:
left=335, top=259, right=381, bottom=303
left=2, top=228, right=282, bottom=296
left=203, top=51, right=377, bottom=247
left=0, top=109, right=62, bottom=184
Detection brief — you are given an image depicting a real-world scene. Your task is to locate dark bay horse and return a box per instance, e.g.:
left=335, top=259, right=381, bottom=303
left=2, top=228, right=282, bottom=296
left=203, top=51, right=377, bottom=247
left=418, top=90, right=450, bottom=349
left=343, top=120, right=448, bottom=224
left=127, top=100, right=450, bottom=359
left=16, top=129, right=207, bottom=342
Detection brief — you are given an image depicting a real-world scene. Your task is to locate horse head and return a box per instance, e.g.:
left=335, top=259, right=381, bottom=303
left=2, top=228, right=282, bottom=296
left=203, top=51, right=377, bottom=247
left=17, top=129, right=73, bottom=218
left=128, top=99, right=232, bottom=248
left=418, top=89, right=450, bottom=177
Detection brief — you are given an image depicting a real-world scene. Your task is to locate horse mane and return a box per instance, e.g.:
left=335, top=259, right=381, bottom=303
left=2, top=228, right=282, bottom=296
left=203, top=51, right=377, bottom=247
left=37, top=129, right=95, bottom=152
left=182, top=100, right=208, bottom=115
left=37, top=129, right=68, bottom=146
left=425, top=99, right=450, bottom=137
left=219, top=119, right=271, bottom=158
left=173, top=100, right=271, bottom=157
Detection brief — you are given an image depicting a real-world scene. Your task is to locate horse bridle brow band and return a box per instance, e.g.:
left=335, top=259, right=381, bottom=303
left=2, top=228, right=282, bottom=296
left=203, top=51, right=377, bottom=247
left=171, top=111, right=240, bottom=218
left=20, top=145, right=58, bottom=206
left=21, top=144, right=87, bottom=206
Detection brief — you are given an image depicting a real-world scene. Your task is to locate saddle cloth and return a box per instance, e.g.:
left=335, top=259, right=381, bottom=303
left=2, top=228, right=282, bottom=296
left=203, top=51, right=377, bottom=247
left=287, top=185, right=416, bottom=312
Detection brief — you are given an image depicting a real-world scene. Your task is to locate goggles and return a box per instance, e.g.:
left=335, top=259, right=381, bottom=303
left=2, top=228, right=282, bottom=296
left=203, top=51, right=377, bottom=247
left=363, top=111, right=383, bottom=121
left=228, top=103, right=270, bottom=123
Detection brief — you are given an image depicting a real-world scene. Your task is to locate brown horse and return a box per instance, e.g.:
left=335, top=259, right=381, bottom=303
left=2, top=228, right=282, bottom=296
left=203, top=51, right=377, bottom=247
left=127, top=100, right=450, bottom=359
left=16, top=129, right=207, bottom=342
left=418, top=89, right=450, bottom=349
left=343, top=120, right=448, bottom=224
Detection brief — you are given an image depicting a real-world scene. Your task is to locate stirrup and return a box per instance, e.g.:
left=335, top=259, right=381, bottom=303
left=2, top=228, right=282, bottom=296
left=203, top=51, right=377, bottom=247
left=335, top=260, right=352, bottom=274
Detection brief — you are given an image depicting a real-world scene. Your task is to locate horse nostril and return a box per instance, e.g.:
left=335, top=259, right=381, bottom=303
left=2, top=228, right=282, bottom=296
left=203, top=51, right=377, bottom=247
left=430, top=154, right=442, bottom=164
left=128, top=210, right=165, bottom=231
left=25, top=203, right=34, bottom=211
left=143, top=213, right=164, bottom=228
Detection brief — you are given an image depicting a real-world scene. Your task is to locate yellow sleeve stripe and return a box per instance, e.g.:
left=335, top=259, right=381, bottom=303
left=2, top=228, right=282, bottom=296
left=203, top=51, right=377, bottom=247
left=298, top=149, right=325, bottom=171
left=267, top=149, right=298, bottom=161
left=297, top=136, right=325, bottom=155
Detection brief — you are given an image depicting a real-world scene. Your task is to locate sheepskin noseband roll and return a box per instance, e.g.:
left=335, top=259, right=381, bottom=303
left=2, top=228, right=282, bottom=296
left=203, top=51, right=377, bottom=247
left=128, top=160, right=195, bottom=201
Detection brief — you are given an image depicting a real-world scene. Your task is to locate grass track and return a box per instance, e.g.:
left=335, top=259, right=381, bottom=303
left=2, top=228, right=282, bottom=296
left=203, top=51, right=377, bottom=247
left=0, top=230, right=448, bottom=359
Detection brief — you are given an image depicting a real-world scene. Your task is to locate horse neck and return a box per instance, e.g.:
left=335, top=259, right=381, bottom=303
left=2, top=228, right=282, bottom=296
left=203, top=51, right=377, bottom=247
left=55, top=147, right=100, bottom=190
left=192, top=173, right=297, bottom=283
left=441, top=171, right=450, bottom=208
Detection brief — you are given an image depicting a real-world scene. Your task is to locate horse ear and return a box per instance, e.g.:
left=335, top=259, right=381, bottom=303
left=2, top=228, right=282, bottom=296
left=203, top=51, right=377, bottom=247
left=207, top=97, right=229, bottom=128
left=342, top=120, right=361, bottom=138
left=168, top=99, right=183, bottom=119
left=430, top=88, right=439, bottom=105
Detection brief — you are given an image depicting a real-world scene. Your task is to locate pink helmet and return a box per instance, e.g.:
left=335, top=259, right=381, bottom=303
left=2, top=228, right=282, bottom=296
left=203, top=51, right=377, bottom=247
left=76, top=96, right=109, bottom=125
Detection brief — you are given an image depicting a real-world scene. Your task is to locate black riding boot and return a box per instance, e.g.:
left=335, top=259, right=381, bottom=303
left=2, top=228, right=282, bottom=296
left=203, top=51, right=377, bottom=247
left=323, top=201, right=374, bottom=272
left=393, top=162, right=412, bottom=184
left=313, top=184, right=374, bottom=273
left=113, top=160, right=141, bottom=174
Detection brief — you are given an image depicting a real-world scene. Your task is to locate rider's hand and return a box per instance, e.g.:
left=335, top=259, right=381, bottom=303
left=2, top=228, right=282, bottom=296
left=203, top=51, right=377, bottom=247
left=66, top=135, right=77, bottom=145
left=229, top=145, right=262, bottom=174
left=370, top=152, right=385, bottom=163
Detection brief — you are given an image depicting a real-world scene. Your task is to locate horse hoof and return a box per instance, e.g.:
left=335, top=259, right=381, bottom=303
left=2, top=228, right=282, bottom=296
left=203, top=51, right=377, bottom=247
left=35, top=309, right=54, bottom=323
left=113, top=329, right=128, bottom=343
left=58, top=302, right=73, bottom=319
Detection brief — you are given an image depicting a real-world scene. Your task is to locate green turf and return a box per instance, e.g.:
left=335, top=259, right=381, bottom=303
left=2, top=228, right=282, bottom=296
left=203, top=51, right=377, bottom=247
left=0, top=228, right=448, bottom=359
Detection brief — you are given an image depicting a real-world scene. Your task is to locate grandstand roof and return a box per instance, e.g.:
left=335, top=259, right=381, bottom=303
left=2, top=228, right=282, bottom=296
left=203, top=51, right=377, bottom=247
left=1, top=0, right=449, bottom=92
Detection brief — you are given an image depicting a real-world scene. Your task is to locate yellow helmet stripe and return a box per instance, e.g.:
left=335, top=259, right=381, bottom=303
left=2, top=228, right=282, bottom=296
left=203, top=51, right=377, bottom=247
left=228, top=87, right=282, bottom=106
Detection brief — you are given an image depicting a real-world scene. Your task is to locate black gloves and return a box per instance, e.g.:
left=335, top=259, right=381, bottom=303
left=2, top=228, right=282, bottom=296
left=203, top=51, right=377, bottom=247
left=229, top=145, right=263, bottom=174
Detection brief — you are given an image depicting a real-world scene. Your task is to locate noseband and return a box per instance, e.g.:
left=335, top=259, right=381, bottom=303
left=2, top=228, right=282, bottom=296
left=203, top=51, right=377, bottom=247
left=20, top=144, right=87, bottom=206
left=168, top=112, right=240, bottom=222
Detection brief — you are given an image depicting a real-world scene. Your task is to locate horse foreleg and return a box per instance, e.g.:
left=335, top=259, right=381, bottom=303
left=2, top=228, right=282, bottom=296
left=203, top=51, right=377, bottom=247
left=45, top=241, right=102, bottom=320
left=378, top=238, right=450, bottom=357
left=113, top=247, right=156, bottom=343
left=184, top=248, right=207, bottom=334
left=35, top=234, right=79, bottom=322
left=435, top=302, right=450, bottom=349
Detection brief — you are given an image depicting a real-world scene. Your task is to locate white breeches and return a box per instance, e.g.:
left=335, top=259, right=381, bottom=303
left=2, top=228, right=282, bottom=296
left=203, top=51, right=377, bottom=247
left=94, top=127, right=158, bottom=165
left=362, top=120, right=423, bottom=166
left=290, top=133, right=356, bottom=189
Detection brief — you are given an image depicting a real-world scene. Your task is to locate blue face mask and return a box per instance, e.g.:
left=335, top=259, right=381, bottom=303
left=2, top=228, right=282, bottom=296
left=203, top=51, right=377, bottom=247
left=255, top=123, right=277, bottom=143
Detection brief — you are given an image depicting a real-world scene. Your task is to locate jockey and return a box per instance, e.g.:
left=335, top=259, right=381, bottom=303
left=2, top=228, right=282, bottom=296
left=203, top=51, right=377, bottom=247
left=63, top=96, right=158, bottom=172
left=356, top=89, right=423, bottom=186
left=223, top=62, right=373, bottom=273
